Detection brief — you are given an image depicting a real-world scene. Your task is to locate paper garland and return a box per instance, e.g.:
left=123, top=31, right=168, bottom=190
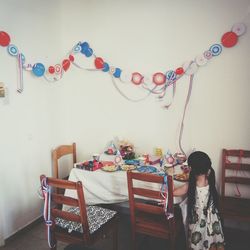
left=0, top=23, right=246, bottom=103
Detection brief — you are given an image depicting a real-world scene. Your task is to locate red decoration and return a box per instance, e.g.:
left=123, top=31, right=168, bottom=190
left=0, top=31, right=11, bottom=47
left=175, top=67, right=184, bottom=75
left=221, top=31, right=238, bottom=48
left=131, top=72, right=143, bottom=85
left=62, top=59, right=70, bottom=71
left=69, top=54, right=74, bottom=62
left=152, top=72, right=166, bottom=85
left=48, top=66, right=55, bottom=74
left=94, top=57, right=104, bottom=69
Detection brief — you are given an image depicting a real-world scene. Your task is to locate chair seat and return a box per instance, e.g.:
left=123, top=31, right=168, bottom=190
left=220, top=196, right=250, bottom=221
left=55, top=205, right=117, bottom=234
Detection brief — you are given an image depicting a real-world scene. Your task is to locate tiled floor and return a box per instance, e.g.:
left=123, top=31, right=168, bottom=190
left=0, top=213, right=249, bottom=250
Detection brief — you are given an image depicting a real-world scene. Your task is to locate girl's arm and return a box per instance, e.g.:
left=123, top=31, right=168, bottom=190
left=173, top=183, right=189, bottom=196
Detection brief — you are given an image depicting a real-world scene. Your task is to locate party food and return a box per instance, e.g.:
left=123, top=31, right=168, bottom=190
left=174, top=173, right=189, bottom=182
left=101, top=164, right=118, bottom=172
left=120, top=164, right=137, bottom=171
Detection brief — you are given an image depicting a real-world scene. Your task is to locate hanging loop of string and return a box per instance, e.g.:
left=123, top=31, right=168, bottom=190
left=40, top=177, right=55, bottom=249
left=159, top=175, right=174, bottom=219
left=178, top=74, right=194, bottom=156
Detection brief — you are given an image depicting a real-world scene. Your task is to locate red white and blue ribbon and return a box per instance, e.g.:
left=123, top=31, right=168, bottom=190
left=41, top=177, right=55, bottom=249
left=17, top=53, right=24, bottom=93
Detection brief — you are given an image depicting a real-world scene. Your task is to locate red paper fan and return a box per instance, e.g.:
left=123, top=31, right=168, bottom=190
left=221, top=31, right=238, bottom=48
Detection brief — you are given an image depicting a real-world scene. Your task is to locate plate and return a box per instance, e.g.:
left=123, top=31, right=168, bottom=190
left=101, top=165, right=118, bottom=172
left=120, top=164, right=137, bottom=171
left=174, top=173, right=189, bottom=182
left=137, top=166, right=157, bottom=173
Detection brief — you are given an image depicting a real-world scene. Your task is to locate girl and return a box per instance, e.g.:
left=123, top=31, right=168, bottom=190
left=174, top=151, right=225, bottom=250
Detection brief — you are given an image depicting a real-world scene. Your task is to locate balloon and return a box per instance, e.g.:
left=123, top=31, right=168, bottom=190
left=175, top=67, right=184, bottom=75
left=113, top=68, right=122, bottom=78
left=102, top=62, right=110, bottom=72
left=48, top=66, right=55, bottom=74
left=0, top=31, right=10, bottom=46
left=32, top=63, right=45, bottom=77
left=84, top=47, right=93, bottom=57
left=62, top=59, right=70, bottom=71
left=94, top=57, right=104, bottom=69
left=69, top=54, right=74, bottom=62
left=221, top=31, right=238, bottom=48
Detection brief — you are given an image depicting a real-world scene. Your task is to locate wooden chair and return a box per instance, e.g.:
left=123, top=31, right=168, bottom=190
left=220, top=149, right=250, bottom=223
left=52, top=143, right=76, bottom=179
left=127, top=171, right=183, bottom=250
left=40, top=175, right=119, bottom=250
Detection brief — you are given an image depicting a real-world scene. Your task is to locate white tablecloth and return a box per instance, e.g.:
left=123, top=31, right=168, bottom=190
left=65, top=167, right=185, bottom=205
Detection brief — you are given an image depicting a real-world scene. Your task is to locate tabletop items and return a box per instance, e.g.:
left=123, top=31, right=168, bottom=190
left=75, top=139, right=190, bottom=180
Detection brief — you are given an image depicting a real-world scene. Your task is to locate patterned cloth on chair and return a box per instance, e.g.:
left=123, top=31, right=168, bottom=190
left=55, top=206, right=117, bottom=234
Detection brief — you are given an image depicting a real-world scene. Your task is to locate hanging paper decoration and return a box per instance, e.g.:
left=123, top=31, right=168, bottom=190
left=232, top=23, right=246, bottom=36
left=94, top=57, right=104, bottom=69
left=48, top=66, right=55, bottom=74
left=7, top=44, right=18, bottom=56
left=113, top=68, right=122, bottom=78
left=203, top=50, right=213, bottom=60
left=209, top=44, right=222, bottom=56
left=32, top=63, right=45, bottom=77
left=62, top=59, right=70, bottom=71
left=0, top=22, right=246, bottom=103
left=153, top=72, right=166, bottom=85
left=221, top=31, right=238, bottom=48
left=132, top=72, right=143, bottom=85
left=69, top=54, right=74, bottom=62
left=0, top=31, right=10, bottom=46
left=54, top=64, right=62, bottom=74
left=175, top=67, right=184, bottom=75
left=102, top=62, right=110, bottom=72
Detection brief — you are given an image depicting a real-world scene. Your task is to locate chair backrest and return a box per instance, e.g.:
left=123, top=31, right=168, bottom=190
left=221, top=149, right=250, bottom=198
left=127, top=171, right=175, bottom=237
left=40, top=175, right=91, bottom=242
left=52, top=143, right=77, bottom=179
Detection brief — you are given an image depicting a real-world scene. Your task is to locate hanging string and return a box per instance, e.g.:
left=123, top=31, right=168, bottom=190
left=110, top=75, right=154, bottom=102
left=17, top=53, right=23, bottom=93
left=41, top=177, right=55, bottom=249
left=178, top=74, right=194, bottom=155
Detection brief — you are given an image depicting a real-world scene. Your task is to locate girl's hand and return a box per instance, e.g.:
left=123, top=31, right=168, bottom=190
left=173, top=183, right=188, bottom=196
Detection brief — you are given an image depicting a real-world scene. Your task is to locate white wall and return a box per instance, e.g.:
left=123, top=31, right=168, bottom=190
left=0, top=0, right=250, bottom=239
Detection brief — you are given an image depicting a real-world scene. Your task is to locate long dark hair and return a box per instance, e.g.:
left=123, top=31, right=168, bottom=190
left=187, top=151, right=219, bottom=221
